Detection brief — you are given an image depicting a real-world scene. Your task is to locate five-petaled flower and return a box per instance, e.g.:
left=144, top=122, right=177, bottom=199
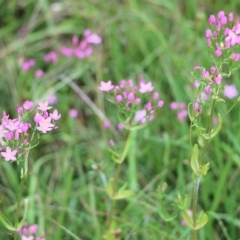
left=37, top=101, right=52, bottom=112
left=1, top=146, right=17, bottom=161
left=139, top=82, right=154, bottom=93
left=99, top=81, right=114, bottom=92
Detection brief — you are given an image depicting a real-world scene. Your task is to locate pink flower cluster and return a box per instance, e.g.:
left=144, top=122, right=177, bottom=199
left=99, top=78, right=164, bottom=125
left=60, top=29, right=101, bottom=59
left=206, top=11, right=240, bottom=60
left=16, top=222, right=45, bottom=240
left=170, top=102, right=188, bottom=122
left=20, top=29, right=101, bottom=77
left=0, top=100, right=61, bottom=162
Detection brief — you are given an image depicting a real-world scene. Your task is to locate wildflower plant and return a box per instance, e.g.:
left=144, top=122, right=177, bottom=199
left=0, top=100, right=60, bottom=239
left=99, top=78, right=164, bottom=239
left=175, top=11, right=240, bottom=239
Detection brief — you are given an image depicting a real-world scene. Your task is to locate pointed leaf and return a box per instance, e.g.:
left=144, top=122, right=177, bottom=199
left=209, top=113, right=222, bottom=139
left=200, top=162, right=210, bottom=176
left=191, top=144, right=199, bottom=175
left=113, top=189, right=134, bottom=200
left=194, top=211, right=208, bottom=230
left=106, top=178, right=114, bottom=199
left=182, top=210, right=194, bottom=229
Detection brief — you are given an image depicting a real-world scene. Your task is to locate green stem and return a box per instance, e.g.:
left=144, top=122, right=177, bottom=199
left=106, top=131, right=131, bottom=229
left=191, top=98, right=216, bottom=238
left=13, top=177, right=25, bottom=240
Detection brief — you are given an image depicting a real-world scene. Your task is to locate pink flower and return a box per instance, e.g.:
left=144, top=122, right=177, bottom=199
left=99, top=81, right=114, bottom=92
left=1, top=146, right=18, bottom=161
left=28, top=224, right=38, bottom=234
left=37, top=117, right=55, bottom=133
left=205, top=29, right=212, bottom=38
left=23, top=100, right=34, bottom=110
left=34, top=113, right=43, bottom=123
left=103, top=120, right=111, bottom=128
left=152, top=92, right=159, bottom=99
left=69, top=109, right=78, bottom=118
left=47, top=94, right=58, bottom=104
left=21, top=236, right=34, bottom=240
left=4, top=119, right=19, bottom=131
left=50, top=110, right=61, bottom=120
left=139, top=82, right=154, bottom=93
left=109, top=139, right=115, bottom=148
left=86, top=33, right=102, bottom=44
left=44, top=51, right=58, bottom=63
left=223, top=84, right=238, bottom=99
left=0, top=125, right=7, bottom=138
left=37, top=101, right=52, bottom=111
left=116, top=95, right=123, bottom=102
left=157, top=100, right=164, bottom=107
left=35, top=69, right=44, bottom=79
left=135, top=109, right=147, bottom=122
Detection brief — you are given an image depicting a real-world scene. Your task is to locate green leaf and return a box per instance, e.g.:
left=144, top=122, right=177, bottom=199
left=188, top=103, right=194, bottom=121
left=0, top=198, right=28, bottom=231
left=200, top=162, right=210, bottom=176
left=106, top=178, right=114, bottom=199
left=209, top=113, right=222, bottom=139
left=182, top=210, right=193, bottom=228
left=191, top=144, right=199, bottom=175
left=113, top=183, right=134, bottom=200
left=194, top=211, right=208, bottom=230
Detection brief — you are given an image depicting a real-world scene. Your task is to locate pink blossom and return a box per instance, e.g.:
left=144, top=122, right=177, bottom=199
left=208, top=15, right=216, bottom=24
left=28, top=224, right=38, bottom=234
left=50, top=110, right=61, bottom=120
left=37, top=117, right=55, bottom=133
left=72, top=36, right=79, bottom=45
left=228, top=12, right=234, bottom=21
left=139, top=82, right=154, bottom=93
left=109, top=139, right=115, bottom=148
left=47, top=94, right=58, bottom=104
left=117, top=123, right=124, bottom=131
left=177, top=109, right=188, bottom=122
left=4, top=119, right=19, bottom=131
left=21, top=236, right=34, bottom=240
left=116, top=95, right=123, bottom=102
left=134, top=98, right=141, bottom=104
left=23, top=100, right=34, bottom=110
left=1, top=146, right=18, bottom=161
left=35, top=69, right=44, bottom=78
left=86, top=33, right=102, bottom=44
left=99, top=81, right=114, bottom=92
left=17, top=106, right=24, bottom=114
left=205, top=86, right=212, bottom=94
left=205, top=29, right=212, bottom=38
left=103, top=120, right=111, bottom=128
left=157, top=100, right=164, bottom=107
left=215, top=73, right=222, bottom=85
left=223, top=84, right=238, bottom=98
left=152, top=92, right=159, bottom=99
left=37, top=101, right=52, bottom=111
left=0, top=125, right=7, bottom=138
left=69, top=109, right=78, bottom=118
left=215, top=46, right=222, bottom=57
left=135, top=109, right=147, bottom=122
left=44, top=51, right=58, bottom=63
left=34, top=113, right=43, bottom=123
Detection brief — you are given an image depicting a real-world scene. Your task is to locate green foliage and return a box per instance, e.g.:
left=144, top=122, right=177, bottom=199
left=1, top=0, right=240, bottom=239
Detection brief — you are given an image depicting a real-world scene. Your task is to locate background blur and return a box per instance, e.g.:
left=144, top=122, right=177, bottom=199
left=1, top=1, right=240, bottom=239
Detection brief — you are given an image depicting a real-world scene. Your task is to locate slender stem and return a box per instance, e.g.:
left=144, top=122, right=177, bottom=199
left=107, top=163, right=122, bottom=227
left=191, top=98, right=216, bottom=239
left=106, top=131, right=131, bottom=229
left=13, top=177, right=25, bottom=240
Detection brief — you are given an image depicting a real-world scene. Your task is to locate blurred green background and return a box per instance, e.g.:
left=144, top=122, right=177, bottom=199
left=1, top=0, right=240, bottom=239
